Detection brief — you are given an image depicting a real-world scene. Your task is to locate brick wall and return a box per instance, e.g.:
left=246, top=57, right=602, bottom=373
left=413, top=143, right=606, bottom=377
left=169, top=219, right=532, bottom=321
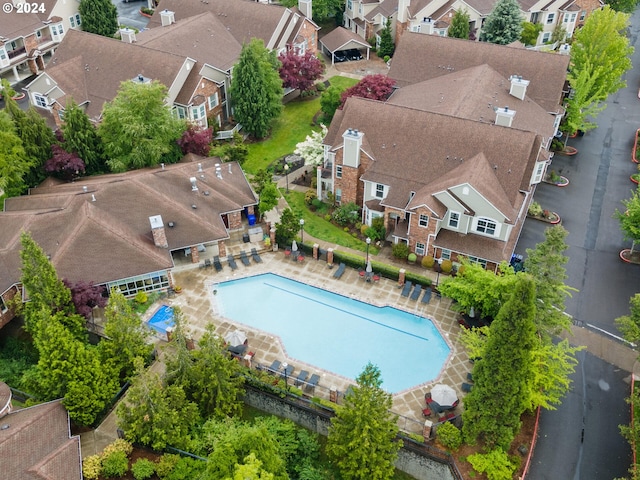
left=0, top=286, right=20, bottom=330
left=191, top=78, right=225, bottom=128
left=228, top=211, right=242, bottom=230
left=407, top=206, right=437, bottom=255
left=333, top=149, right=372, bottom=205
left=297, top=19, right=318, bottom=55
left=576, top=0, right=602, bottom=26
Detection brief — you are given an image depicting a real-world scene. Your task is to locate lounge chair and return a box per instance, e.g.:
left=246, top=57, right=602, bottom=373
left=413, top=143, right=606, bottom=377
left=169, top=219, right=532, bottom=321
left=251, top=248, right=263, bottom=263
left=401, top=281, right=413, bottom=297
left=240, top=250, right=251, bottom=266
left=467, top=372, right=473, bottom=382
left=204, top=258, right=212, bottom=268
left=227, top=343, right=247, bottom=359
left=280, top=363, right=294, bottom=380
left=410, top=284, right=423, bottom=300
left=333, top=263, right=346, bottom=279
left=305, top=373, right=320, bottom=391
left=227, top=254, right=238, bottom=270
left=267, top=359, right=281, bottom=374
left=421, top=287, right=432, bottom=304
left=462, top=382, right=473, bottom=393
left=295, top=370, right=309, bottom=386
left=213, top=256, right=223, bottom=272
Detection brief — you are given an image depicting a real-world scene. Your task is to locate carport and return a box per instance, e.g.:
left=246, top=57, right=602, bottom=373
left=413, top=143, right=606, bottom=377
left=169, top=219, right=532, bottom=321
left=319, top=26, right=371, bottom=65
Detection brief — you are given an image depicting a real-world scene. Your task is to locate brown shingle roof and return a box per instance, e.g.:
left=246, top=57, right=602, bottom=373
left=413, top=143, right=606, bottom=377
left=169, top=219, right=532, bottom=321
left=320, top=26, right=371, bottom=52
left=0, top=400, right=82, bottom=480
left=387, top=64, right=556, bottom=138
left=0, top=12, right=43, bottom=41
left=388, top=33, right=569, bottom=112
left=365, top=0, right=399, bottom=20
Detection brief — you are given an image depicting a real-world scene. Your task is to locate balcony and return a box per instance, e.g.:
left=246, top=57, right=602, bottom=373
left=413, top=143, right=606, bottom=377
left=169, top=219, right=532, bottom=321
left=7, top=47, right=26, bottom=60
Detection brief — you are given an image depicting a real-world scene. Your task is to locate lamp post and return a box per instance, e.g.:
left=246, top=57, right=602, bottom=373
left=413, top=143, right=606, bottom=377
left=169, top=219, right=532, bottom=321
left=299, top=218, right=305, bottom=245
left=282, top=362, right=289, bottom=391
left=284, top=164, right=289, bottom=193
left=365, top=237, right=371, bottom=268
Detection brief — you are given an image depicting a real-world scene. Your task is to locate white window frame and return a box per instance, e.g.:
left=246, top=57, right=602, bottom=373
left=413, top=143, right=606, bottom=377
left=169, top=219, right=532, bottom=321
left=415, top=242, right=426, bottom=256
left=475, top=217, right=498, bottom=236
left=579, top=10, right=586, bottom=21
left=208, top=93, right=219, bottom=110
left=419, top=214, right=429, bottom=228
left=533, top=162, right=545, bottom=183
left=441, top=249, right=451, bottom=260
left=347, top=0, right=352, bottom=10
left=335, top=188, right=342, bottom=203
left=468, top=256, right=487, bottom=268
left=336, top=165, right=342, bottom=178
left=50, top=23, right=64, bottom=41
left=542, top=32, right=551, bottom=43
left=0, top=47, right=8, bottom=68
left=191, top=104, right=206, bottom=121
left=0, top=296, right=7, bottom=313
left=69, top=14, right=81, bottom=28
left=173, top=106, right=186, bottom=119
left=546, top=12, right=555, bottom=24
left=375, top=183, right=384, bottom=199
left=448, top=211, right=460, bottom=228
left=33, top=93, right=48, bottom=108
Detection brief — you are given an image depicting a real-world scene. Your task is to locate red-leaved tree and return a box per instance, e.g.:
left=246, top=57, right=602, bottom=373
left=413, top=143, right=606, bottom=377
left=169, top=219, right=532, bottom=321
left=44, top=144, right=86, bottom=181
left=278, top=50, right=325, bottom=93
left=177, top=124, right=213, bottom=156
left=339, top=74, right=397, bottom=108
left=63, top=279, right=108, bottom=320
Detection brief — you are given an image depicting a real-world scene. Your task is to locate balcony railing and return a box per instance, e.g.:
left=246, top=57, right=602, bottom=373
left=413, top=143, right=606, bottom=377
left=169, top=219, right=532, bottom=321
left=7, top=47, right=26, bottom=59
left=214, top=122, right=243, bottom=140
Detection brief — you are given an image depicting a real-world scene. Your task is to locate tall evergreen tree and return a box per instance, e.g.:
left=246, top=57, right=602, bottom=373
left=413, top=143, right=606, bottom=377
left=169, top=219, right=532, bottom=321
left=327, top=362, right=401, bottom=480
left=448, top=10, right=471, bottom=39
left=377, top=18, right=395, bottom=58
left=79, top=0, right=118, bottom=38
left=0, top=110, right=30, bottom=197
left=230, top=39, right=283, bottom=139
left=480, top=0, right=524, bottom=45
left=61, top=99, right=106, bottom=175
left=462, top=275, right=537, bottom=449
left=99, top=80, right=185, bottom=172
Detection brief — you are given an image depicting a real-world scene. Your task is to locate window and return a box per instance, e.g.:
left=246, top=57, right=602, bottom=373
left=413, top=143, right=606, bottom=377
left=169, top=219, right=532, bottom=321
left=0, top=47, right=7, bottom=68
left=359, top=3, right=362, bottom=14
left=375, top=183, right=384, bottom=198
left=192, top=104, right=206, bottom=120
left=564, top=12, right=576, bottom=23
left=69, top=14, right=81, bottom=28
left=173, top=106, right=186, bottom=119
left=448, top=211, right=460, bottom=228
left=533, top=162, right=545, bottom=183
left=542, top=32, right=551, bottom=43
left=108, top=271, right=170, bottom=297
left=57, top=110, right=65, bottom=121
left=415, top=242, right=426, bottom=256
left=36, top=29, right=42, bottom=38
left=546, top=13, right=555, bottom=24
left=0, top=296, right=7, bottom=314
left=208, top=93, right=219, bottom=110
left=336, top=165, right=342, bottom=178
left=33, top=93, right=48, bottom=108
left=468, top=256, right=487, bottom=268
left=50, top=23, right=64, bottom=41
left=441, top=249, right=451, bottom=260
left=419, top=214, right=429, bottom=227
left=530, top=12, right=540, bottom=23
left=476, top=218, right=497, bottom=236
left=335, top=188, right=342, bottom=203
left=347, top=0, right=352, bottom=10
left=579, top=10, right=586, bottom=21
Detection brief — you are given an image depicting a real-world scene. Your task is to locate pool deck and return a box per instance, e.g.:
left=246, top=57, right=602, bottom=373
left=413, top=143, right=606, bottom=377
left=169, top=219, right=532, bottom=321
left=167, top=249, right=472, bottom=433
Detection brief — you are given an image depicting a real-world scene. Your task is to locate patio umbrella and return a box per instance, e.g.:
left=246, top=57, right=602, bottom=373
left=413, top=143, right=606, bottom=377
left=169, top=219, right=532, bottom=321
left=291, top=240, right=298, bottom=252
left=224, top=330, right=247, bottom=347
left=366, top=260, right=372, bottom=273
left=431, top=384, right=458, bottom=409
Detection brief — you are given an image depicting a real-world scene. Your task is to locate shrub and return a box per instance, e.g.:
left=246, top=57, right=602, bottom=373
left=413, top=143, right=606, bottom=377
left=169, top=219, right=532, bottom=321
left=355, top=222, right=362, bottom=230
left=305, top=190, right=317, bottom=205
left=332, top=202, right=360, bottom=226
left=364, top=226, right=379, bottom=241
left=324, top=214, right=331, bottom=221
left=422, top=255, right=435, bottom=269
left=310, top=176, right=317, bottom=189
left=103, top=439, right=133, bottom=457
left=311, top=198, right=323, bottom=211
left=467, top=449, right=517, bottom=480
left=343, top=227, right=350, bottom=232
left=360, top=224, right=369, bottom=235
left=315, top=81, right=327, bottom=92
left=384, top=55, right=390, bottom=62
left=407, top=253, right=417, bottom=263
left=392, top=243, right=410, bottom=259
left=156, top=454, right=180, bottom=479
left=82, top=455, right=103, bottom=480
left=437, top=422, right=462, bottom=450
left=134, top=291, right=148, bottom=305
left=528, top=201, right=543, bottom=217
left=132, top=458, right=156, bottom=480
left=101, top=450, right=129, bottom=478
left=441, top=259, right=453, bottom=273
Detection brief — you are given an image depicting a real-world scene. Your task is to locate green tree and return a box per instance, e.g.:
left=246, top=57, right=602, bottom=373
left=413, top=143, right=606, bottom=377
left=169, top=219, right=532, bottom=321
left=61, top=99, right=106, bottom=175
left=224, top=131, right=249, bottom=164
left=99, top=289, right=153, bottom=381
left=327, top=363, right=401, bottom=480
left=320, top=85, right=342, bottom=123
left=251, top=169, right=273, bottom=196
left=479, top=0, right=524, bottom=45
left=79, top=0, right=118, bottom=37
left=19, top=232, right=85, bottom=339
left=258, top=182, right=280, bottom=218
left=616, top=294, right=640, bottom=346
left=117, top=359, right=200, bottom=450
left=275, top=208, right=301, bottom=246
left=566, top=6, right=633, bottom=132
left=377, top=18, right=395, bottom=58
left=616, top=189, right=640, bottom=257
left=520, top=21, right=543, bottom=46
left=230, top=39, right=283, bottom=139
left=99, top=80, right=185, bottom=172
left=448, top=10, right=471, bottom=39
left=279, top=0, right=344, bottom=21
left=607, top=0, right=640, bottom=13
left=0, top=109, right=30, bottom=197
left=524, top=225, right=576, bottom=336
left=462, top=276, right=537, bottom=449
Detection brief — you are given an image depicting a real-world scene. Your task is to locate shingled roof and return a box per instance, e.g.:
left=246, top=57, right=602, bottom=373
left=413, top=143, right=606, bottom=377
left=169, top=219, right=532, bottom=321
left=388, top=33, right=569, bottom=112
left=0, top=159, right=257, bottom=294
left=0, top=400, right=82, bottom=480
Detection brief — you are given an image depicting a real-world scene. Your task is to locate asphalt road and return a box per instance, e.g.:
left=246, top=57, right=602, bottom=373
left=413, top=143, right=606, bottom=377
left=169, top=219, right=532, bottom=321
left=516, top=8, right=640, bottom=479
left=111, top=0, right=150, bottom=32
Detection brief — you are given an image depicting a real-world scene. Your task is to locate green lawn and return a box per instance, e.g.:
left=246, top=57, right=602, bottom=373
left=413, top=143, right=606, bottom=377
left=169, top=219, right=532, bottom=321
left=285, top=190, right=379, bottom=254
left=242, top=76, right=358, bottom=174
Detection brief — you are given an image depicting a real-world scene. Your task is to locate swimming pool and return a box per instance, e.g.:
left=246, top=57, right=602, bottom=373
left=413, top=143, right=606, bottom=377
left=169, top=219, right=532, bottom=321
left=147, top=305, right=175, bottom=334
left=214, top=273, right=450, bottom=393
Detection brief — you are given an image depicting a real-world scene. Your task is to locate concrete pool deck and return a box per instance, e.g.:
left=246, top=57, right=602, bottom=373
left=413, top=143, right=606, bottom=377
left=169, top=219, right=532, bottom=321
left=167, top=248, right=472, bottom=433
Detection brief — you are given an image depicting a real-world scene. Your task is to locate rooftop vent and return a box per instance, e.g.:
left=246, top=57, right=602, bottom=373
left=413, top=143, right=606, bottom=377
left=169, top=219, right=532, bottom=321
left=91, top=194, right=96, bottom=202
left=82, top=186, right=88, bottom=193
left=495, top=106, right=516, bottom=127
left=132, top=74, right=151, bottom=84
left=228, top=163, right=232, bottom=174
left=215, top=163, right=223, bottom=179
left=160, top=9, right=176, bottom=26
left=119, top=27, right=136, bottom=43
left=509, top=75, right=530, bottom=101
left=197, top=163, right=203, bottom=172
left=190, top=177, right=198, bottom=191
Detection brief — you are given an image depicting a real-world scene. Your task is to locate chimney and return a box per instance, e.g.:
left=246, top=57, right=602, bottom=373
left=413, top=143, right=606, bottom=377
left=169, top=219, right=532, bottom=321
left=509, top=75, right=530, bottom=101
left=298, top=0, right=312, bottom=18
left=190, top=177, right=198, bottom=191
left=119, top=27, right=136, bottom=43
left=495, top=106, right=516, bottom=127
left=149, top=215, right=168, bottom=248
left=342, top=128, right=363, bottom=168
left=160, top=9, right=176, bottom=26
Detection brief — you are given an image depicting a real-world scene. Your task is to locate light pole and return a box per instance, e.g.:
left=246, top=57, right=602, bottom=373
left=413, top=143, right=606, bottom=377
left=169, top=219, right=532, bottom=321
left=365, top=237, right=371, bottom=268
left=282, top=362, right=289, bottom=391
left=299, top=218, right=305, bottom=245
left=284, top=164, right=289, bottom=193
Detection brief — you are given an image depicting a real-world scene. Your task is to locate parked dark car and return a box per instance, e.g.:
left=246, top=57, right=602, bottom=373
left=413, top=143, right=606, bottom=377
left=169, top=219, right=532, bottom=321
left=346, top=48, right=364, bottom=61
left=334, top=50, right=348, bottom=62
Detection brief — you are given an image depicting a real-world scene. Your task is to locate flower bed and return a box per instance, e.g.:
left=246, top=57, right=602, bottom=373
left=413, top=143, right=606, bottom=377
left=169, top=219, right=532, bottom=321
left=634, top=129, right=640, bottom=164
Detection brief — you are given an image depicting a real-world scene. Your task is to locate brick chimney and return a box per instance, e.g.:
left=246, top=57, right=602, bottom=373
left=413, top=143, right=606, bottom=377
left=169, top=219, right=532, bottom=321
left=149, top=215, right=168, bottom=248
left=509, top=75, right=529, bottom=101
left=495, top=106, right=516, bottom=127
left=342, top=128, right=363, bottom=168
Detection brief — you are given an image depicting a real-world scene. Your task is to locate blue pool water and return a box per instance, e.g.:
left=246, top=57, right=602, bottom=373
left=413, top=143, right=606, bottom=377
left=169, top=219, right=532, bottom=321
left=214, top=274, right=450, bottom=393
left=148, top=305, right=175, bottom=334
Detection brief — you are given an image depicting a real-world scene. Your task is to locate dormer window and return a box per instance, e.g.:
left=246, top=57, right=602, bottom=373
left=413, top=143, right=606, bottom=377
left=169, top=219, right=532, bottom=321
left=448, top=211, right=460, bottom=228
left=475, top=217, right=498, bottom=236
left=375, top=183, right=384, bottom=198
left=33, top=93, right=49, bottom=109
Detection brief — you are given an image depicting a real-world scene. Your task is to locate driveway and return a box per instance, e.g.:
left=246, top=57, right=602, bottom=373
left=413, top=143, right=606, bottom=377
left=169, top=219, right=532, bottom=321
left=111, top=0, right=150, bottom=32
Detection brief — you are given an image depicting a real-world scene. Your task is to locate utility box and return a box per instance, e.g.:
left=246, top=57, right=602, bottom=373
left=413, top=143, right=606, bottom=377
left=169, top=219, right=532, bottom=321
left=248, top=227, right=263, bottom=243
